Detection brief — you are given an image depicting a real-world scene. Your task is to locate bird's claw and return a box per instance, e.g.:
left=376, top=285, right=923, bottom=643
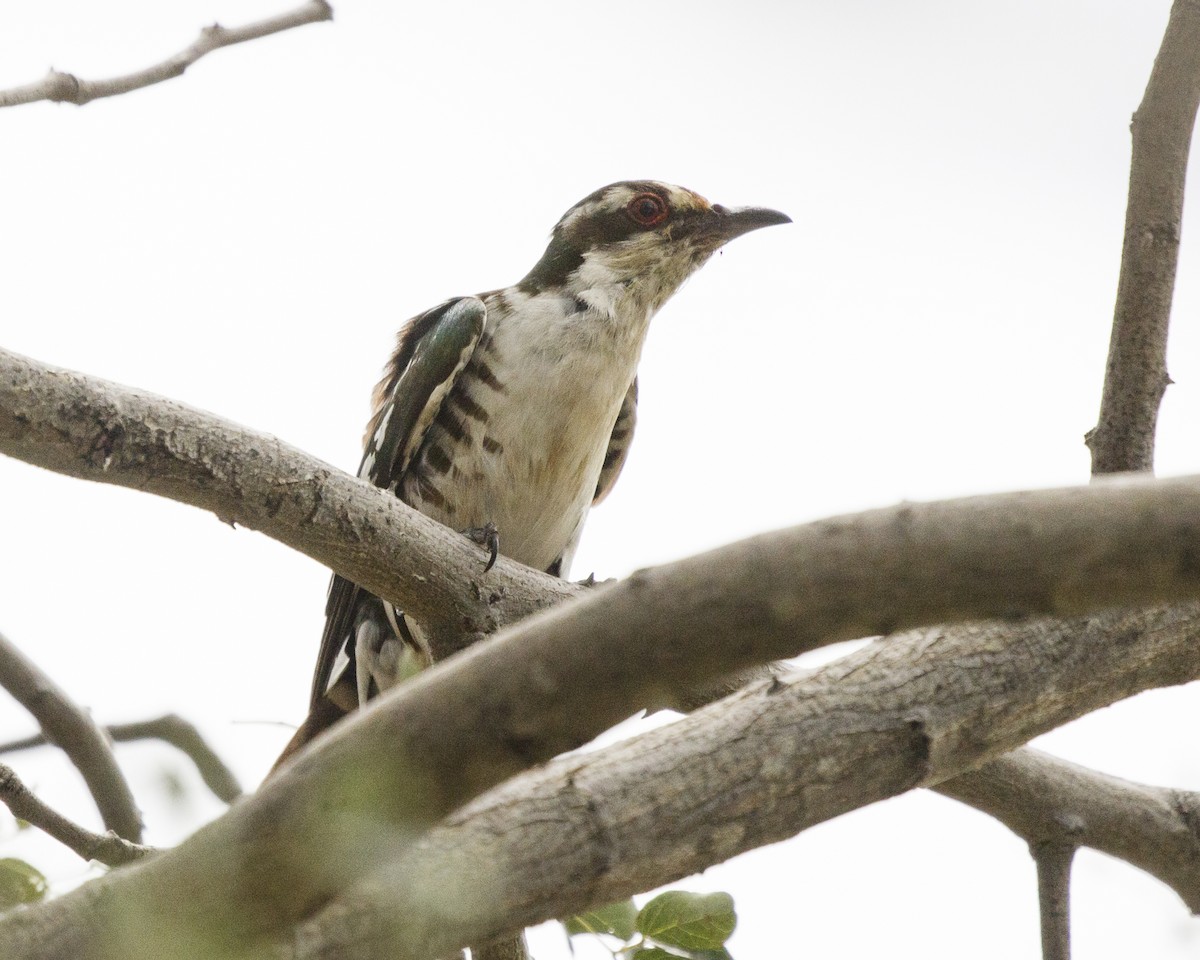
left=463, top=522, right=500, bottom=572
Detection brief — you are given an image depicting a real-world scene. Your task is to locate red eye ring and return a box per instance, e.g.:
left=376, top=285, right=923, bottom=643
left=627, top=192, right=669, bottom=227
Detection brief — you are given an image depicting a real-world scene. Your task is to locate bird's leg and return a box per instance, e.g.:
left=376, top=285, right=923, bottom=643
left=462, top=521, right=500, bottom=572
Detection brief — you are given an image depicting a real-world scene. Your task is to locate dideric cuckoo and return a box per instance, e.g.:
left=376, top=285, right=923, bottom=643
left=276, top=181, right=789, bottom=767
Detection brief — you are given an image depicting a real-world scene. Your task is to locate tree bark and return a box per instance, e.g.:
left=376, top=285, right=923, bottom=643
left=1087, top=0, right=1200, bottom=473
left=3, top=601, right=1200, bottom=959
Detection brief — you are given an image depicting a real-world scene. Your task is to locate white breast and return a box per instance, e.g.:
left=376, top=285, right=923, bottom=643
left=404, top=286, right=652, bottom=573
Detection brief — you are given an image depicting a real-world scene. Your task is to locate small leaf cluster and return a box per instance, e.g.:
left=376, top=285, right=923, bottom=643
left=565, top=890, right=736, bottom=960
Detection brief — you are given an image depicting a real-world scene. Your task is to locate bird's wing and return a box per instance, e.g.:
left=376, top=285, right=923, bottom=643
left=308, top=296, right=487, bottom=710
left=593, top=378, right=638, bottom=505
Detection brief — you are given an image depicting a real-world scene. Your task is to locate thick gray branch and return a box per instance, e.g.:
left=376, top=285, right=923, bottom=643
left=5, top=603, right=1200, bottom=960
left=1087, top=0, right=1200, bottom=473
left=12, top=350, right=1200, bottom=954
left=13, top=347, right=1200, bottom=697
left=284, top=608, right=1200, bottom=960
left=0, top=1, right=333, bottom=109
left=0, top=347, right=575, bottom=653
left=0, top=631, right=142, bottom=842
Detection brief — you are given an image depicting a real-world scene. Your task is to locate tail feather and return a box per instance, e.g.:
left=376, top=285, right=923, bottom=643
left=268, top=674, right=356, bottom=777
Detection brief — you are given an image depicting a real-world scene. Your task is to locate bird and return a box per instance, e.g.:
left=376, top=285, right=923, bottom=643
left=274, top=181, right=789, bottom=769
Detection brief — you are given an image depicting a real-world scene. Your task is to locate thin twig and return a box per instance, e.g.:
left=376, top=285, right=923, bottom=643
left=0, top=763, right=153, bottom=867
left=0, top=0, right=333, bottom=109
left=0, top=631, right=142, bottom=842
left=1086, top=0, right=1200, bottom=473
left=0, top=714, right=242, bottom=805
left=109, top=716, right=243, bottom=804
left=1032, top=841, right=1075, bottom=960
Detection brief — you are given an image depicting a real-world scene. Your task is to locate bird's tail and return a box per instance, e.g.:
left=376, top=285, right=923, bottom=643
left=267, top=674, right=356, bottom=778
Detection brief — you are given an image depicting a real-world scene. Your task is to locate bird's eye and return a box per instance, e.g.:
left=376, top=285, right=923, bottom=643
left=627, top=193, right=669, bottom=227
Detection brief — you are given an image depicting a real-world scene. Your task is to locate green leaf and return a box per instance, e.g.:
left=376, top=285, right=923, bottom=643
left=629, top=946, right=735, bottom=960
left=636, top=891, right=737, bottom=951
left=629, top=948, right=688, bottom=960
left=0, top=858, right=47, bottom=908
left=564, top=897, right=640, bottom=940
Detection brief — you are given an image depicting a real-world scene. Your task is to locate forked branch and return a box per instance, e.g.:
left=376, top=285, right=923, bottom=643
left=0, top=631, right=142, bottom=843
left=0, top=763, right=152, bottom=867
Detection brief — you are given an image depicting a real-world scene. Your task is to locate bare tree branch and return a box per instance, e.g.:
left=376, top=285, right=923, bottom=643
left=281, top=608, right=1200, bottom=960
left=108, top=716, right=242, bottom=804
left=0, top=1, right=333, bottom=109
left=1052, top=5, right=1200, bottom=953
left=0, top=763, right=153, bottom=867
left=1032, top=841, right=1074, bottom=960
left=937, top=749, right=1200, bottom=914
left=0, top=714, right=242, bottom=805
left=14, top=347, right=1200, bottom=710
left=3, top=598, right=1200, bottom=960
left=0, top=347, right=575, bottom=656
left=0, top=631, right=142, bottom=843
left=15, top=342, right=1200, bottom=951
left=1087, top=0, right=1200, bottom=473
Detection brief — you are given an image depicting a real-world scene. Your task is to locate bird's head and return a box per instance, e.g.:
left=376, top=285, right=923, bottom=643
left=519, top=181, right=790, bottom=313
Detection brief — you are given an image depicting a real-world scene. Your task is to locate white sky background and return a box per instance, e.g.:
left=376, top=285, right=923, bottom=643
left=1, top=0, right=1199, bottom=957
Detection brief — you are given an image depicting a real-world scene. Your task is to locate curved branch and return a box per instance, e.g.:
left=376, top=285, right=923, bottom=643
left=284, top=607, right=1200, bottom=960
left=0, top=1, right=333, bottom=109
left=0, top=631, right=142, bottom=843
left=107, top=716, right=242, bottom=804
left=0, top=714, right=242, bottom=805
left=0, top=347, right=575, bottom=654
left=937, top=749, right=1200, bottom=914
left=1087, top=0, right=1200, bottom=473
left=0, top=763, right=153, bottom=867
left=15, top=349, right=1200, bottom=953
left=13, top=347, right=1200, bottom=701
left=5, top=601, right=1200, bottom=960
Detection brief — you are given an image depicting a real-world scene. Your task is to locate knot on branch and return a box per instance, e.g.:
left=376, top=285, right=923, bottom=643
left=1127, top=218, right=1183, bottom=248
left=87, top=419, right=126, bottom=472
left=903, top=712, right=933, bottom=783
left=1170, top=788, right=1200, bottom=842
left=43, top=69, right=81, bottom=104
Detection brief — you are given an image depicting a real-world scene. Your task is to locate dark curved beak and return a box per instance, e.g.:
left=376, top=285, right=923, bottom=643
left=702, top=204, right=792, bottom=244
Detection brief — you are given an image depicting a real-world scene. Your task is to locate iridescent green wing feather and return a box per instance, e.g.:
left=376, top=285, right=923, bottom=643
left=310, top=297, right=487, bottom=708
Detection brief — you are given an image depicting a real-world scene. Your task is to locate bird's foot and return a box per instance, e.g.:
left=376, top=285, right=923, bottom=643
left=462, top=522, right=500, bottom=572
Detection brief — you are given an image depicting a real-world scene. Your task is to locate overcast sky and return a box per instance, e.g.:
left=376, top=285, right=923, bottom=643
left=1, top=2, right=1199, bottom=957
